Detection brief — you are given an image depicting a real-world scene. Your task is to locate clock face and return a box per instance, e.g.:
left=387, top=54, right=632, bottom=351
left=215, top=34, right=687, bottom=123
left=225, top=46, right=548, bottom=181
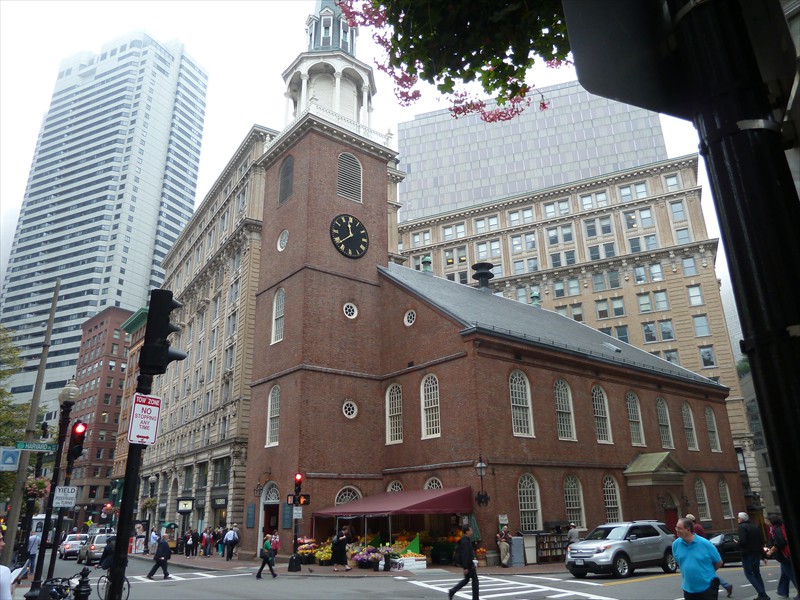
left=277, top=229, right=289, bottom=252
left=330, top=214, right=369, bottom=259
left=178, top=500, right=193, bottom=511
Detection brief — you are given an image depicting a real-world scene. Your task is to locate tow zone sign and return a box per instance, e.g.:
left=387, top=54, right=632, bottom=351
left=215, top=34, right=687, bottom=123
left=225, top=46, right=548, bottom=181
left=127, top=393, right=161, bottom=445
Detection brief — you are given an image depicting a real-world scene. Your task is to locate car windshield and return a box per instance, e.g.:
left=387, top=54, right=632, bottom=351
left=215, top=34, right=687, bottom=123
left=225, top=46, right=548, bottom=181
left=709, top=534, right=723, bottom=544
left=585, top=526, right=628, bottom=541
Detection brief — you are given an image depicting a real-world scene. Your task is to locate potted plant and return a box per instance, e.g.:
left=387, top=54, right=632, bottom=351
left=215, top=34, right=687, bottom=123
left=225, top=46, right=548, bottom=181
left=24, top=477, right=50, bottom=499
left=475, top=546, right=488, bottom=567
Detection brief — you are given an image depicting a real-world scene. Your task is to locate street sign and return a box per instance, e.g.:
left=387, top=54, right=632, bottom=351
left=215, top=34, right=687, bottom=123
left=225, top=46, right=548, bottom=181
left=127, top=393, right=162, bottom=445
left=53, top=486, right=78, bottom=508
left=293, top=506, right=303, bottom=520
left=0, top=447, right=20, bottom=471
left=16, top=441, right=58, bottom=452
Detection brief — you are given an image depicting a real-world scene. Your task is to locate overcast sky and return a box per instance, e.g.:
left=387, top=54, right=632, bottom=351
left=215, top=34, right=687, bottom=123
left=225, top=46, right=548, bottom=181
left=0, top=0, right=713, bottom=286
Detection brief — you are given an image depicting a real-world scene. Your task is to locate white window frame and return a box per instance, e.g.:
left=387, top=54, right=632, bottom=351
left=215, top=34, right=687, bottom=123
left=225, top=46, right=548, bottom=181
left=592, top=385, right=613, bottom=443
left=705, top=407, right=721, bottom=452
left=271, top=288, right=285, bottom=344
left=554, top=379, right=576, bottom=440
left=386, top=384, right=403, bottom=444
left=682, top=401, right=699, bottom=450
left=695, top=478, right=710, bottom=520
left=564, top=475, right=586, bottom=528
left=266, top=385, right=280, bottom=446
left=421, top=374, right=441, bottom=439
left=626, top=392, right=645, bottom=446
left=603, top=476, right=622, bottom=522
left=518, top=473, right=542, bottom=531
left=657, top=398, right=674, bottom=448
left=509, top=370, right=534, bottom=437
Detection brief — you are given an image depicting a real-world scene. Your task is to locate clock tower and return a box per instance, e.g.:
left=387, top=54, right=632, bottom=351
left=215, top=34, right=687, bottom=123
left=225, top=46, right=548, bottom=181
left=247, top=0, right=403, bottom=539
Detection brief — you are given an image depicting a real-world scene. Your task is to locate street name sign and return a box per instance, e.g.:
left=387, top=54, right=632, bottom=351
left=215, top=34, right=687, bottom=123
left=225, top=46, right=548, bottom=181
left=127, top=393, right=162, bottom=445
left=53, top=486, right=78, bottom=508
left=16, top=441, right=58, bottom=452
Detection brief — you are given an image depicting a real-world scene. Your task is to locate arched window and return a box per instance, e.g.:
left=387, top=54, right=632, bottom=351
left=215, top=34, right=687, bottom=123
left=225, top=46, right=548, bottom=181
left=705, top=407, right=721, bottom=451
left=278, top=156, right=294, bottom=204
left=603, top=476, right=622, bottom=522
left=271, top=288, right=285, bottom=344
left=564, top=475, right=585, bottom=528
left=694, top=478, right=710, bottom=520
left=718, top=479, right=732, bottom=519
left=264, top=482, right=280, bottom=503
left=266, top=385, right=280, bottom=446
left=656, top=398, right=674, bottom=448
left=555, top=379, right=576, bottom=440
left=387, top=481, right=403, bottom=492
left=337, top=152, right=362, bottom=202
left=335, top=486, right=361, bottom=505
left=421, top=374, right=440, bottom=438
left=625, top=392, right=645, bottom=446
left=682, top=401, right=698, bottom=450
left=386, top=384, right=403, bottom=444
left=510, top=370, right=534, bottom=436
left=592, top=385, right=613, bottom=443
left=424, top=477, right=443, bottom=489
left=518, top=474, right=542, bottom=531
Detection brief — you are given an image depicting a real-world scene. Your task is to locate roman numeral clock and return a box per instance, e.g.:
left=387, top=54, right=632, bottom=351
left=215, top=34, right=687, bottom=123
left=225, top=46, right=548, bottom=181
left=329, top=213, right=369, bottom=258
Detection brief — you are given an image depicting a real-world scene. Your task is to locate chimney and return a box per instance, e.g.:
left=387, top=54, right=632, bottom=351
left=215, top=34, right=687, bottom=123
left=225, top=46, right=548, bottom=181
left=421, top=255, right=433, bottom=274
left=471, top=262, right=495, bottom=292
left=531, top=290, right=541, bottom=308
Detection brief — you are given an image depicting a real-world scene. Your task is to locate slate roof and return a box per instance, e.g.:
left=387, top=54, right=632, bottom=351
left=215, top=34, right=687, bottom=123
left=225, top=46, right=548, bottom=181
left=379, top=263, right=727, bottom=391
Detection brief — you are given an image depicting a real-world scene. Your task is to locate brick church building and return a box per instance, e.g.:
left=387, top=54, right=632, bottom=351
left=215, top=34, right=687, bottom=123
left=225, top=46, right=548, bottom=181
left=243, top=0, right=744, bottom=558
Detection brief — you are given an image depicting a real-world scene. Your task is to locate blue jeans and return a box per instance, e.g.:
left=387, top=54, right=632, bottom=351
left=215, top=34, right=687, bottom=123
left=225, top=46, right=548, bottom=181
left=777, top=558, right=798, bottom=597
left=742, top=554, right=766, bottom=596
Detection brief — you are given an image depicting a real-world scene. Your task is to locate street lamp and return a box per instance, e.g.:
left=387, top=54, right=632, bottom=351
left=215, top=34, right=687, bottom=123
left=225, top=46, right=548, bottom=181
left=475, top=455, right=490, bottom=507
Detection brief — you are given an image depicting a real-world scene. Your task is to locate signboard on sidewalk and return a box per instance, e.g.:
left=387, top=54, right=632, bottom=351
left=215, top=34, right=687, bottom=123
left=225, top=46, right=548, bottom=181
left=127, top=393, right=162, bottom=445
left=53, top=486, right=78, bottom=508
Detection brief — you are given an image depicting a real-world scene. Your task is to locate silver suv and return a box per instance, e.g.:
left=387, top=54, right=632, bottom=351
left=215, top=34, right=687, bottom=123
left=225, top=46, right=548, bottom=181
left=566, top=520, right=677, bottom=578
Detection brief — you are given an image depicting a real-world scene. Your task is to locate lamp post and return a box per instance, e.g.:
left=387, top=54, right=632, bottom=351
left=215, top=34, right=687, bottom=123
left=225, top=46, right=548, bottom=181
left=25, top=377, right=78, bottom=600
left=475, top=456, right=490, bottom=507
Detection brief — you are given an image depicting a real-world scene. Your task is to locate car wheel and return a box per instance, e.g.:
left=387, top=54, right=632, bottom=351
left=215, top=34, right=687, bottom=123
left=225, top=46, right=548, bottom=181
left=611, top=554, right=632, bottom=578
left=662, top=550, right=678, bottom=573
left=569, top=571, right=587, bottom=579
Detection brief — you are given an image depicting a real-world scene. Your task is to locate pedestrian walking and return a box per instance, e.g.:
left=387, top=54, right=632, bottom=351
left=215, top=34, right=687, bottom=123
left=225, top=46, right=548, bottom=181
left=191, top=529, right=199, bottom=557
left=146, top=533, right=172, bottom=580
left=738, top=512, right=770, bottom=600
left=672, top=517, right=722, bottom=600
left=1, top=532, right=18, bottom=600
left=686, top=514, right=732, bottom=597
left=255, top=533, right=277, bottom=579
left=331, top=525, right=352, bottom=571
left=149, top=528, right=158, bottom=555
left=223, top=526, right=239, bottom=561
left=765, top=515, right=799, bottom=600
left=448, top=526, right=478, bottom=600
left=26, top=532, right=41, bottom=571
left=215, top=527, right=224, bottom=556
left=270, top=530, right=281, bottom=559
left=184, top=528, right=194, bottom=558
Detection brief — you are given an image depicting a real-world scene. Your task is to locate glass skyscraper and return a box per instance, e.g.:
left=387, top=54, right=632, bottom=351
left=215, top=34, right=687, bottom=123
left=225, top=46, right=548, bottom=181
left=1, top=32, right=207, bottom=418
left=397, top=80, right=668, bottom=221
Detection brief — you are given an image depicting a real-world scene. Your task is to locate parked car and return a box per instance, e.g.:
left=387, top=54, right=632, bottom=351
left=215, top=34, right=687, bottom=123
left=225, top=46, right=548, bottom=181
left=566, top=520, right=677, bottom=578
left=58, top=534, right=88, bottom=559
left=77, top=534, right=115, bottom=565
left=709, top=533, right=741, bottom=563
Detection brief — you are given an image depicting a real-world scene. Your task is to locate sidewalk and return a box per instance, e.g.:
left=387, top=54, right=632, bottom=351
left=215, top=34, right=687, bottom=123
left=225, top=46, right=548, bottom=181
left=129, top=549, right=569, bottom=577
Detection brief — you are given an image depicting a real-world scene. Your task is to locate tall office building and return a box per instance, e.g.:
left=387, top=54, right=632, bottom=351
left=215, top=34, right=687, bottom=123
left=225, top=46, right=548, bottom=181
left=0, top=32, right=207, bottom=419
left=397, top=80, right=668, bottom=221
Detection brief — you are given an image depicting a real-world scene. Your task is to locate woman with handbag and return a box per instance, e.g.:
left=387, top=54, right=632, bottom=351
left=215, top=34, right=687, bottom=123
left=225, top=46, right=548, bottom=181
left=255, top=533, right=277, bottom=579
left=331, top=525, right=352, bottom=572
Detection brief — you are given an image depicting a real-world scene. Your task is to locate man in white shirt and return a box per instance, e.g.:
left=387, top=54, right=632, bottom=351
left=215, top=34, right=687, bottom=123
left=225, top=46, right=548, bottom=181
left=223, top=527, right=238, bottom=561
left=1, top=533, right=17, bottom=600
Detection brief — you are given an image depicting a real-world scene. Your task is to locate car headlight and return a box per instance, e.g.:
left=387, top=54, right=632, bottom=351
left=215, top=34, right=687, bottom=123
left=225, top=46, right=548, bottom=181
left=595, top=545, right=612, bottom=554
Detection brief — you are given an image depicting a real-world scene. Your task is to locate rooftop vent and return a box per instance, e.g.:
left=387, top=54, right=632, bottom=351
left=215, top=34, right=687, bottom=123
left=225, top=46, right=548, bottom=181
left=471, top=262, right=495, bottom=292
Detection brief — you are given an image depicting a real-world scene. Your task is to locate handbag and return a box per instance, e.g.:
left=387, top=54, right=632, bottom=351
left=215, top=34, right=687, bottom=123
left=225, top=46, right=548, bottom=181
left=260, top=549, right=270, bottom=560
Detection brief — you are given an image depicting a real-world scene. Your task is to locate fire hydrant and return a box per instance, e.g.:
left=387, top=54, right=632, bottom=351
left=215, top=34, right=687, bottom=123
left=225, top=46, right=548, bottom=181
left=72, top=567, right=93, bottom=600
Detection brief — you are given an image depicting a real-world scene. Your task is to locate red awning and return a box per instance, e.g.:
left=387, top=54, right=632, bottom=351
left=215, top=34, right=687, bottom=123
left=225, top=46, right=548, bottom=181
left=312, top=486, right=474, bottom=518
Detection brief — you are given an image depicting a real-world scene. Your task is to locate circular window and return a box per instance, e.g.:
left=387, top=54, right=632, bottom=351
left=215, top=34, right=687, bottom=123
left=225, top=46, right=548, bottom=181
left=343, top=399, right=358, bottom=419
left=277, top=229, right=289, bottom=251
left=343, top=303, right=358, bottom=319
left=404, top=310, right=416, bottom=326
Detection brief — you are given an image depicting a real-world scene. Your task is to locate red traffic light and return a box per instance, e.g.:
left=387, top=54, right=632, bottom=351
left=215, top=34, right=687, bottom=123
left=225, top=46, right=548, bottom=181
left=74, top=422, right=87, bottom=435
left=105, top=503, right=112, bottom=509
left=294, top=472, right=303, bottom=495
left=69, top=420, right=87, bottom=459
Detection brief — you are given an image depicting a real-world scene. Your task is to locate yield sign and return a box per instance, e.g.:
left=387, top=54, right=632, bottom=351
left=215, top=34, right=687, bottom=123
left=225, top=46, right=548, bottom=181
left=127, top=393, right=161, bottom=445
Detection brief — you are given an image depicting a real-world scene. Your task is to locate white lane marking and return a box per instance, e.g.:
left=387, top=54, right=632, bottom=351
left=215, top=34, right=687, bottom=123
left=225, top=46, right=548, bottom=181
left=409, top=574, right=618, bottom=599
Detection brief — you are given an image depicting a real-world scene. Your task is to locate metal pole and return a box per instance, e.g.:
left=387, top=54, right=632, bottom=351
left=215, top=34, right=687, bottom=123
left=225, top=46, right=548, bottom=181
left=19, top=422, right=49, bottom=569
left=667, top=0, right=800, bottom=578
left=2, top=281, right=60, bottom=567
left=106, top=373, right=151, bottom=600
left=43, top=440, right=79, bottom=587
left=25, top=393, right=74, bottom=600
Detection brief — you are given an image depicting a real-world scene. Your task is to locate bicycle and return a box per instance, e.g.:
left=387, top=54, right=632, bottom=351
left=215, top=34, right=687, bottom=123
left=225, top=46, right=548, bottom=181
left=96, top=569, right=130, bottom=600
left=44, top=573, right=79, bottom=599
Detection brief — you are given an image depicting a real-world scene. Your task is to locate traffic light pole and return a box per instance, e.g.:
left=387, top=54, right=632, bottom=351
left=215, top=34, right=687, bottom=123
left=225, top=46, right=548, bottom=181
left=26, top=399, right=73, bottom=600
left=106, top=373, right=151, bottom=600
left=43, top=441, right=79, bottom=587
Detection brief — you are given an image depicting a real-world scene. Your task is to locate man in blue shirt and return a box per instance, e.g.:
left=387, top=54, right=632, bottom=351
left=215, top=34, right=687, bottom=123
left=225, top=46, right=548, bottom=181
left=673, top=517, right=723, bottom=599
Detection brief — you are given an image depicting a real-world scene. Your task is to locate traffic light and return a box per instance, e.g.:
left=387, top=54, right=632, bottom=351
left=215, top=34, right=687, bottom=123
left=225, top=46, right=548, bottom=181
left=69, top=421, right=87, bottom=459
left=139, top=289, right=188, bottom=375
left=294, top=473, right=303, bottom=496
left=298, top=494, right=311, bottom=506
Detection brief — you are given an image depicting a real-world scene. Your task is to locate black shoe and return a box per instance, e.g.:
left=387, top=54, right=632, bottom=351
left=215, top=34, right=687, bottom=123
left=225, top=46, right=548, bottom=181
left=255, top=575, right=262, bottom=579
left=164, top=575, right=172, bottom=580
left=146, top=575, right=154, bottom=580
left=272, top=573, right=277, bottom=578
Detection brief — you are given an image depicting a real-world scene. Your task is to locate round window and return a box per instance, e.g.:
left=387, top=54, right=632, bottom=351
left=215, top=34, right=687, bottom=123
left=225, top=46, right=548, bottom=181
left=277, top=229, right=289, bottom=251
left=404, top=310, right=416, bottom=326
left=342, top=399, right=358, bottom=419
left=343, top=303, right=358, bottom=319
